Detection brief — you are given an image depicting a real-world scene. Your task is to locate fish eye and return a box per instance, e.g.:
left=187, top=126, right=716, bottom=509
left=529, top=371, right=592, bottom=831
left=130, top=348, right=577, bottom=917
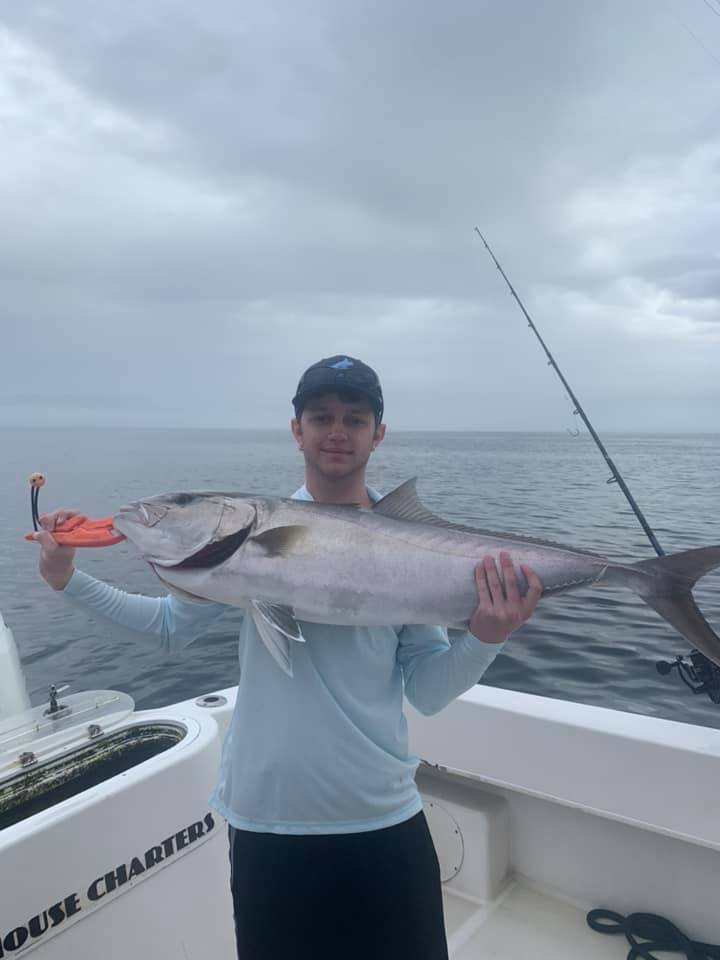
left=172, top=493, right=196, bottom=506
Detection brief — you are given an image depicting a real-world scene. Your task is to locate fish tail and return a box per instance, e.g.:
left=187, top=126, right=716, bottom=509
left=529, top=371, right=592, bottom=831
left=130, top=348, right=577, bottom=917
left=628, top=546, right=720, bottom=666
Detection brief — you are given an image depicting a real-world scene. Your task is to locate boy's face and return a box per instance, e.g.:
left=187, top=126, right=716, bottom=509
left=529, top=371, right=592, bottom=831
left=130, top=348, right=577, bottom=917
left=291, top=392, right=385, bottom=481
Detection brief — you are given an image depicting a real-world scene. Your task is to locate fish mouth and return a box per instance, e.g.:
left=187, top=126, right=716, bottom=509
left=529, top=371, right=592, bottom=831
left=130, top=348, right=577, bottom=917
left=114, top=502, right=169, bottom=529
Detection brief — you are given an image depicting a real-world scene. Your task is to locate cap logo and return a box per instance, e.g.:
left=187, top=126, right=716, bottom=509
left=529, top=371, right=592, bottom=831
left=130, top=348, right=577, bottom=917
left=330, top=358, right=354, bottom=369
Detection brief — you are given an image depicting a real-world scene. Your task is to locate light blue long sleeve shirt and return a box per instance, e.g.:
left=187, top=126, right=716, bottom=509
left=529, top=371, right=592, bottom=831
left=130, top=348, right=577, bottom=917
left=63, top=484, right=504, bottom=834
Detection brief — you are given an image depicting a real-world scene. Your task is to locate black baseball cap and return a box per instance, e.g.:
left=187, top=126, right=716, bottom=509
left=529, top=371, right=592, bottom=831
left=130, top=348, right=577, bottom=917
left=292, top=355, right=384, bottom=421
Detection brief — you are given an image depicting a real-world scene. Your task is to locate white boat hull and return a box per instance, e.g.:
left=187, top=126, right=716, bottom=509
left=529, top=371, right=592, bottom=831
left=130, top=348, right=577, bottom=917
left=1, top=683, right=718, bottom=958
left=0, top=696, right=236, bottom=958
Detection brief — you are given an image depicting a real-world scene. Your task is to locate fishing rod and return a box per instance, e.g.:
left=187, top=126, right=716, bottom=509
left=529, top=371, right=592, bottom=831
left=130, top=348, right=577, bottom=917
left=474, top=227, right=664, bottom=556
left=474, top=227, right=720, bottom=704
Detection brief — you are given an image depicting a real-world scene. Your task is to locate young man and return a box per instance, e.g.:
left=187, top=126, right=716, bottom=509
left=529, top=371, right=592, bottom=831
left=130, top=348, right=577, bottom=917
left=34, top=355, right=542, bottom=960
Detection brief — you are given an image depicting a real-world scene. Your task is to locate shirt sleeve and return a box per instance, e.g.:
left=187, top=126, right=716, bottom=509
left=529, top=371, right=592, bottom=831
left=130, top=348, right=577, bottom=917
left=63, top=569, right=229, bottom=654
left=396, top=624, right=504, bottom=716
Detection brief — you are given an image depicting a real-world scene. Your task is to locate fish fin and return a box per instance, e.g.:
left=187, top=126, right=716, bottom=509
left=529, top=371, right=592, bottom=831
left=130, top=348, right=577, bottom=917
left=372, top=479, right=446, bottom=525
left=249, top=602, right=305, bottom=677
left=250, top=609, right=293, bottom=676
left=634, top=546, right=720, bottom=586
left=252, top=600, right=306, bottom=643
left=251, top=525, right=307, bottom=557
left=373, top=479, right=609, bottom=555
left=629, top=546, right=720, bottom=667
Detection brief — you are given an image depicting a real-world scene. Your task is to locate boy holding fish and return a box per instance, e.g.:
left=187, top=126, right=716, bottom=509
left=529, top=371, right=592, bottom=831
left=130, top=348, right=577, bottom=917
left=33, top=355, right=542, bottom=960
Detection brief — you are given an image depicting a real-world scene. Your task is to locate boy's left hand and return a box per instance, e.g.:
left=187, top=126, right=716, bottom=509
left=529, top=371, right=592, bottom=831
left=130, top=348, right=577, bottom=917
left=469, top=551, right=543, bottom=644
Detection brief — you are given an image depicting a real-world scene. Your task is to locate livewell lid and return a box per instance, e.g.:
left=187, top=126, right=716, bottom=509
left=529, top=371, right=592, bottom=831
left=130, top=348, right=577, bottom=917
left=0, top=690, right=135, bottom=781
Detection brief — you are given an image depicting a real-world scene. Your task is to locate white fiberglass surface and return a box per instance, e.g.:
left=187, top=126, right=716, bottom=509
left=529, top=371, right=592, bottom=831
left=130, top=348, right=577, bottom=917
left=443, top=884, right=618, bottom=960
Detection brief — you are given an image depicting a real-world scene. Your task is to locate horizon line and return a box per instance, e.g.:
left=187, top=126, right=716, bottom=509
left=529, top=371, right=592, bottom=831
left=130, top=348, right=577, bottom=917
left=1, top=424, right=718, bottom=436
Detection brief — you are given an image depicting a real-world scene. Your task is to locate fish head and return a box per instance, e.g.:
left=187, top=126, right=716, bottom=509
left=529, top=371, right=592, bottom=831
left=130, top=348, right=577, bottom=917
left=113, top=492, right=258, bottom=568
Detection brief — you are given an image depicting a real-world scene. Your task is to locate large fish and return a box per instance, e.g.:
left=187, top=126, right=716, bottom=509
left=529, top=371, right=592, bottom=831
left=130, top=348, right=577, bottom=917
left=112, top=479, right=720, bottom=676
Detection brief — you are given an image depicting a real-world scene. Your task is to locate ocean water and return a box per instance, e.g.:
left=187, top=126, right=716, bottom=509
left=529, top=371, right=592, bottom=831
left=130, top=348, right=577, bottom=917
left=1, top=427, right=719, bottom=729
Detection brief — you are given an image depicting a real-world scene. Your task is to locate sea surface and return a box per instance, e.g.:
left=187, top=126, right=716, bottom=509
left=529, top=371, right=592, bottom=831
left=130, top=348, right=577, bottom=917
left=1, top=427, right=719, bottom=729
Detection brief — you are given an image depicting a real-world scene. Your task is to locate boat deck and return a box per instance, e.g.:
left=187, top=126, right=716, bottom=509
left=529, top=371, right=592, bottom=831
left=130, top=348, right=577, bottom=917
left=444, top=882, right=617, bottom=959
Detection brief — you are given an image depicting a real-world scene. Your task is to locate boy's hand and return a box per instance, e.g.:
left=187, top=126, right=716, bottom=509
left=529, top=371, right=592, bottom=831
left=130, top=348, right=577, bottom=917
left=29, top=509, right=80, bottom=590
left=469, top=551, right=542, bottom=644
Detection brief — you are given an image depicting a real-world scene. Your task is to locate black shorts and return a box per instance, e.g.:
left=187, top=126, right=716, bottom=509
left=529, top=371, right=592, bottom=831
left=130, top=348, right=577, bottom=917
left=228, top=811, right=449, bottom=960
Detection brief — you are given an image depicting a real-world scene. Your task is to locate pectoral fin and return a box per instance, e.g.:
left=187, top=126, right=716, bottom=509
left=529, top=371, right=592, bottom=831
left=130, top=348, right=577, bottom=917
left=251, top=525, right=307, bottom=557
left=252, top=601, right=305, bottom=642
left=250, top=600, right=305, bottom=677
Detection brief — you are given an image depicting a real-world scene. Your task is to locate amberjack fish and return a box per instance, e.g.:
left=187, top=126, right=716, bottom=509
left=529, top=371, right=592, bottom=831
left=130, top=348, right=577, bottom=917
left=113, top=480, right=720, bottom=676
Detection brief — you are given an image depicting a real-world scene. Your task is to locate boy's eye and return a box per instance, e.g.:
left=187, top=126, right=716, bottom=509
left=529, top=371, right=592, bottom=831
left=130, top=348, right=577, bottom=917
left=308, top=413, right=368, bottom=426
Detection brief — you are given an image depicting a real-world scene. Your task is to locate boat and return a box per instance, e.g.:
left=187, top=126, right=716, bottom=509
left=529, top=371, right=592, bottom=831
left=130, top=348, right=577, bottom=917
left=1, top=611, right=718, bottom=958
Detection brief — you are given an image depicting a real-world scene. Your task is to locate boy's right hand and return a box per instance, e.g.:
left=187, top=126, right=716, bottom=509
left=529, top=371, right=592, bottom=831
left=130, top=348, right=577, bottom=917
left=31, top=510, right=79, bottom=591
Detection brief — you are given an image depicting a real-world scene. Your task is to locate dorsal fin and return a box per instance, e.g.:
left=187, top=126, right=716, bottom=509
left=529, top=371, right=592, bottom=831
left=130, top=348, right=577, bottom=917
left=372, top=479, right=446, bottom=525
left=372, top=478, right=609, bottom=554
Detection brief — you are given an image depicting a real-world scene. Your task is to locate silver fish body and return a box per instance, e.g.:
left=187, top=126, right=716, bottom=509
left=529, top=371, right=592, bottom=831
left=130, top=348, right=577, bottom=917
left=112, top=479, right=720, bottom=676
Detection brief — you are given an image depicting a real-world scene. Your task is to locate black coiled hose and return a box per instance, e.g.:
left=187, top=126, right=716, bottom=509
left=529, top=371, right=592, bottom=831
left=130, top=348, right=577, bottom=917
left=587, top=909, right=720, bottom=960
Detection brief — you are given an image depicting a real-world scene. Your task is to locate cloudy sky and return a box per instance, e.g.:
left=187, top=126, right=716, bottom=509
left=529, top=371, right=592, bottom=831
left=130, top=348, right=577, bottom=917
left=2, top=1, right=719, bottom=431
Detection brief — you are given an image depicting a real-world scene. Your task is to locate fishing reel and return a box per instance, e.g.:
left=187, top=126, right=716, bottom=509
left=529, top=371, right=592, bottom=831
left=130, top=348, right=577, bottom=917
left=656, top=650, right=720, bottom=705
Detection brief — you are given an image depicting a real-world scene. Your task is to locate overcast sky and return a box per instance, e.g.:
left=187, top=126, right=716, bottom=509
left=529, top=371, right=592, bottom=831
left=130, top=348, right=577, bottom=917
left=1, top=1, right=719, bottom=431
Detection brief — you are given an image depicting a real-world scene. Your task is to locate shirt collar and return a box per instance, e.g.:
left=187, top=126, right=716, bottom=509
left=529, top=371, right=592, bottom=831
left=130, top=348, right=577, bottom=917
left=292, top=484, right=382, bottom=504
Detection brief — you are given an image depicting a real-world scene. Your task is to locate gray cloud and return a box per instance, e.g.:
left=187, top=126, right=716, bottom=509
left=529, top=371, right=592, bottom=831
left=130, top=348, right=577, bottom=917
left=1, top=1, right=719, bottom=431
